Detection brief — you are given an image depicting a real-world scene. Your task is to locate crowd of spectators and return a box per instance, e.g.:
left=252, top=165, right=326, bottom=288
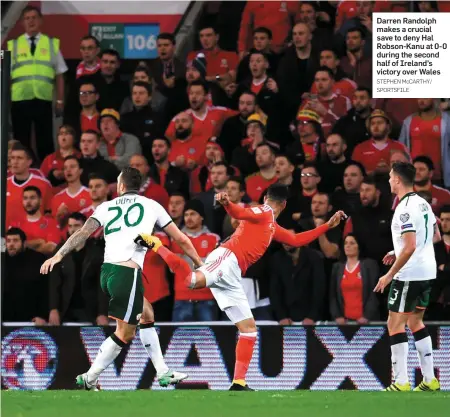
left=4, top=2, right=450, bottom=325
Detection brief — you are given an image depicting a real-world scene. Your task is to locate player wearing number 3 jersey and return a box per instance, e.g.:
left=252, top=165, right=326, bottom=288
left=40, top=167, right=203, bottom=390
left=374, top=162, right=441, bottom=392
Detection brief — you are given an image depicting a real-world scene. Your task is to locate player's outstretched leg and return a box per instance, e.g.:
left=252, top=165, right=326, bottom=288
left=76, top=321, right=135, bottom=390
left=140, top=299, right=188, bottom=387
left=408, top=312, right=440, bottom=391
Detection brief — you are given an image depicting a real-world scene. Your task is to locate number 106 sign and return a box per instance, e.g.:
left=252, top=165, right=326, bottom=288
left=124, top=24, right=159, bottom=59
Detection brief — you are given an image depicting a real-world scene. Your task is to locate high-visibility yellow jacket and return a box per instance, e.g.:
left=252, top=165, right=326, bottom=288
left=7, top=34, right=59, bottom=102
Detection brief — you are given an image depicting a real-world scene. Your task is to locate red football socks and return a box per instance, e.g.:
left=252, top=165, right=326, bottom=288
left=233, top=332, right=257, bottom=384
left=156, top=246, right=191, bottom=278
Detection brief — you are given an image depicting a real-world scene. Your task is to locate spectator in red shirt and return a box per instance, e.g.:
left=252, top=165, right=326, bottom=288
left=76, top=35, right=100, bottom=79
left=238, top=1, right=300, bottom=56
left=352, top=110, right=408, bottom=175
left=311, top=49, right=357, bottom=100
left=7, top=143, right=52, bottom=218
left=399, top=98, right=450, bottom=187
left=300, top=66, right=351, bottom=138
left=40, top=125, right=81, bottom=190
left=168, top=111, right=207, bottom=171
left=7, top=139, right=44, bottom=179
left=412, top=156, right=450, bottom=215
left=168, top=192, right=186, bottom=228
left=187, top=24, right=239, bottom=88
left=340, top=27, right=372, bottom=89
left=129, top=154, right=169, bottom=208
left=246, top=143, right=278, bottom=203
left=171, top=199, right=219, bottom=321
left=7, top=186, right=60, bottom=256
left=165, top=80, right=237, bottom=144
left=51, top=156, right=92, bottom=228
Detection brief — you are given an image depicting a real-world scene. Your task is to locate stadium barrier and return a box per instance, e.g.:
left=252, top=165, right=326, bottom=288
left=1, top=325, right=449, bottom=391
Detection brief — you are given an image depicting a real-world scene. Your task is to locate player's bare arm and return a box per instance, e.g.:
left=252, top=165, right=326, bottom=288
left=40, top=217, right=100, bottom=274
left=163, top=222, right=203, bottom=267
left=327, top=211, right=347, bottom=228
left=374, top=231, right=416, bottom=293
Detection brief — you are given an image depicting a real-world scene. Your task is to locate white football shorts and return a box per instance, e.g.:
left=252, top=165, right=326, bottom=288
left=197, top=247, right=253, bottom=323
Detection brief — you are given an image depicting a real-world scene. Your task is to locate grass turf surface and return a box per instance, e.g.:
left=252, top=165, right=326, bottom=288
left=2, top=391, right=449, bottom=417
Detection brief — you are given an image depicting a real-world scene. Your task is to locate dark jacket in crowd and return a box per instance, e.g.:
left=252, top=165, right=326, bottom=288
left=3, top=249, right=48, bottom=321
left=80, top=154, right=120, bottom=186
left=270, top=247, right=326, bottom=322
left=217, top=114, right=248, bottom=163
left=318, top=158, right=353, bottom=193
left=149, top=163, right=190, bottom=199
left=432, top=240, right=450, bottom=304
left=49, top=240, right=108, bottom=323
left=231, top=146, right=259, bottom=179
left=329, top=259, right=380, bottom=321
left=332, top=189, right=362, bottom=218
left=195, top=188, right=226, bottom=235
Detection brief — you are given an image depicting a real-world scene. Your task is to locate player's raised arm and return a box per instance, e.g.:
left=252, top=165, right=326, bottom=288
left=216, top=192, right=264, bottom=223
left=273, top=211, right=346, bottom=246
left=40, top=217, right=100, bottom=274
left=163, top=222, right=203, bottom=267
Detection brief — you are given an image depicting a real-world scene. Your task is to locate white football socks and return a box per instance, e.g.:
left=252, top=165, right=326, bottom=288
left=87, top=334, right=124, bottom=382
left=390, top=333, right=409, bottom=385
left=413, top=328, right=435, bottom=383
left=140, top=324, right=169, bottom=377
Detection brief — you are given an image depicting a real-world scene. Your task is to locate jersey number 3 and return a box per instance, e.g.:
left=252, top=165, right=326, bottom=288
left=105, top=203, right=144, bottom=235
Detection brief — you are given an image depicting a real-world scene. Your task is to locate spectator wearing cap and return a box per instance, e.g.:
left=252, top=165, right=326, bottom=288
left=399, top=98, right=450, bottom=188
left=352, top=110, right=408, bottom=175
left=236, top=27, right=279, bottom=83
left=76, top=35, right=101, bottom=79
left=120, top=65, right=152, bottom=115
left=217, top=91, right=257, bottom=162
left=79, top=130, right=120, bottom=187
left=121, top=81, right=165, bottom=163
left=246, top=143, right=278, bottom=203
left=238, top=1, right=300, bottom=56
left=286, top=110, right=323, bottom=166
left=170, top=199, right=219, bottom=321
left=277, top=23, right=319, bottom=122
left=310, top=49, right=357, bottom=100
left=332, top=162, right=365, bottom=217
left=333, top=87, right=372, bottom=157
left=128, top=154, right=169, bottom=208
left=339, top=27, right=372, bottom=90
left=318, top=133, right=353, bottom=193
left=150, top=138, right=190, bottom=198
left=185, top=53, right=213, bottom=104
left=98, top=109, right=142, bottom=170
left=148, top=33, right=187, bottom=122
left=195, top=161, right=232, bottom=234
left=344, top=175, right=393, bottom=266
left=187, top=25, right=239, bottom=90
left=375, top=98, right=418, bottom=140
left=300, top=67, right=351, bottom=138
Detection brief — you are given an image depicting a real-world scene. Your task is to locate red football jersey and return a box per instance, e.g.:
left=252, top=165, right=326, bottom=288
left=352, top=139, right=408, bottom=174
left=7, top=214, right=61, bottom=244
left=311, top=78, right=357, bottom=100
left=80, top=112, right=100, bottom=133
left=222, top=202, right=330, bottom=274
left=40, top=150, right=82, bottom=179
left=6, top=174, right=53, bottom=218
left=142, top=231, right=171, bottom=304
left=51, top=186, right=92, bottom=218
left=170, top=227, right=219, bottom=301
left=139, top=177, right=169, bottom=209
left=245, top=172, right=278, bottom=203
left=168, top=136, right=208, bottom=170
left=7, top=168, right=44, bottom=178
left=187, top=48, right=239, bottom=77
left=165, top=106, right=238, bottom=144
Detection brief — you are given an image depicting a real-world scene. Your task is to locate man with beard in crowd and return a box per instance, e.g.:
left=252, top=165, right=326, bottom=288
left=333, top=87, right=372, bottom=157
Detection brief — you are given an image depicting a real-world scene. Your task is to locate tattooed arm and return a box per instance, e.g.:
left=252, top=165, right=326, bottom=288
left=40, top=218, right=100, bottom=274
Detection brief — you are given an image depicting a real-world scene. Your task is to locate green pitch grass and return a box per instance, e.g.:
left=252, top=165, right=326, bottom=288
left=2, top=390, right=449, bottom=417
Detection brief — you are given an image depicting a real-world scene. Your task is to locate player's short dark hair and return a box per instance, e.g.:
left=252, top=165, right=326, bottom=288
left=315, top=66, right=335, bottom=80
left=413, top=155, right=434, bottom=171
left=88, top=173, right=108, bottom=183
left=153, top=137, right=171, bottom=148
left=23, top=185, right=42, bottom=198
left=253, top=27, right=272, bottom=39
left=11, top=142, right=33, bottom=160
left=346, top=161, right=366, bottom=177
left=275, top=153, right=295, bottom=166
left=120, top=167, right=142, bottom=192
left=391, top=162, right=416, bottom=186
left=68, top=212, right=87, bottom=223
left=188, top=79, right=209, bottom=95
left=82, top=129, right=100, bottom=140
left=100, top=49, right=120, bottom=60
left=266, top=183, right=289, bottom=203
left=6, top=227, right=27, bottom=242
left=347, top=27, right=366, bottom=39
left=227, top=176, right=246, bottom=192
left=440, top=205, right=450, bottom=216
left=157, top=32, right=175, bottom=44
left=80, top=35, right=100, bottom=47
left=22, top=5, right=42, bottom=18
left=64, top=155, right=81, bottom=167
left=132, top=81, right=151, bottom=96
left=355, top=86, right=372, bottom=98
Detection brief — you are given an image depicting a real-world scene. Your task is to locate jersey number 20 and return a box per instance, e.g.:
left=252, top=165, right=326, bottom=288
left=105, top=203, right=144, bottom=235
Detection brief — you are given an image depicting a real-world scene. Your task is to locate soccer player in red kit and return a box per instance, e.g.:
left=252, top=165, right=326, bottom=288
left=138, top=184, right=345, bottom=391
